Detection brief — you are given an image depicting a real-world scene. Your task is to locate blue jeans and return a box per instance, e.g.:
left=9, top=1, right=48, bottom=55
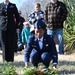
left=47, top=29, right=64, bottom=54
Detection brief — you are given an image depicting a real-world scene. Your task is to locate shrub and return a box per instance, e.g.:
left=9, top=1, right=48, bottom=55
left=0, top=62, right=17, bottom=75
left=61, top=0, right=75, bottom=53
left=23, top=66, right=58, bottom=75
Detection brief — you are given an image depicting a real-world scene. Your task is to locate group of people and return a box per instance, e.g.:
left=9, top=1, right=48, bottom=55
left=0, top=0, right=67, bottom=69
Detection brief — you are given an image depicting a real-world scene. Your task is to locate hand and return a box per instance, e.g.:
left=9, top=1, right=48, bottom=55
left=25, top=62, right=29, bottom=67
left=36, top=16, right=41, bottom=20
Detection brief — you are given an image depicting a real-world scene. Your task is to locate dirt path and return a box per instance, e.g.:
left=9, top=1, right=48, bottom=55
left=0, top=50, right=75, bottom=62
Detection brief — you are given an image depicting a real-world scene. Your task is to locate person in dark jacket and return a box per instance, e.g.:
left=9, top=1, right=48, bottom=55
left=17, top=11, right=25, bottom=51
left=24, top=19, right=58, bottom=69
left=0, top=0, right=20, bottom=62
left=17, top=11, right=25, bottom=43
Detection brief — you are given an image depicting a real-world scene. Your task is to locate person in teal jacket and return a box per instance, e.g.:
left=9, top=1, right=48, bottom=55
left=21, top=22, right=31, bottom=44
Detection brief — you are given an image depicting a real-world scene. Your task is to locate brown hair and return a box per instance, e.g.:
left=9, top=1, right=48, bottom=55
left=35, top=2, right=41, bottom=8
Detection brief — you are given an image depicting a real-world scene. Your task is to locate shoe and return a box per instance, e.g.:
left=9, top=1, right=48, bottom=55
left=41, top=67, right=49, bottom=72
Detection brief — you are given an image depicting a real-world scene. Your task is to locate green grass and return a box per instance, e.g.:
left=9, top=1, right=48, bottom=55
left=0, top=61, right=75, bottom=75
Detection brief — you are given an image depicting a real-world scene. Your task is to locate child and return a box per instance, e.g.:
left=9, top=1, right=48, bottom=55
left=21, top=22, right=31, bottom=45
left=28, top=2, right=44, bottom=34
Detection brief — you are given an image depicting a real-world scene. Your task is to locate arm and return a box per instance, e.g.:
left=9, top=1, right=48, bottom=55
left=21, top=29, right=26, bottom=44
left=24, top=35, right=33, bottom=63
left=14, top=4, right=20, bottom=28
left=49, top=37, right=58, bottom=65
left=61, top=3, right=68, bottom=22
left=28, top=12, right=37, bottom=24
left=44, top=4, right=48, bottom=25
left=37, top=10, right=44, bottom=20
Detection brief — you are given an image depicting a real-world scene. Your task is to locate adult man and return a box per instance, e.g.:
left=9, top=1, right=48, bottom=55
left=44, top=0, right=67, bottom=54
left=24, top=19, right=58, bottom=69
left=0, top=0, right=20, bottom=62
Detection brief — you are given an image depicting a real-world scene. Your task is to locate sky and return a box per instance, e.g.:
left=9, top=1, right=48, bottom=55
left=0, top=0, right=26, bottom=9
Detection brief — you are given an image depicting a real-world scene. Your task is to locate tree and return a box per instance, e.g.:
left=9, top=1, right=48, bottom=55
left=19, top=0, right=50, bottom=20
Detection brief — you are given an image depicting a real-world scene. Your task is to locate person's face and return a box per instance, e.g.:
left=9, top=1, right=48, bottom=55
left=3, top=0, right=9, bottom=3
left=51, top=0, right=57, bottom=3
left=35, top=6, right=40, bottom=12
left=35, top=28, right=45, bottom=39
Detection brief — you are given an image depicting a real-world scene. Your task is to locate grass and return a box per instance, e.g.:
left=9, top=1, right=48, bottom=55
left=58, top=61, right=75, bottom=75
left=0, top=51, right=75, bottom=75
left=0, top=60, right=75, bottom=75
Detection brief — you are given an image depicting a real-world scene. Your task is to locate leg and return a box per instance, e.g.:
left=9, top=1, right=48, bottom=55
left=7, top=31, right=17, bottom=62
left=30, top=49, right=41, bottom=67
left=55, top=29, right=64, bottom=54
left=0, top=30, right=8, bottom=62
left=41, top=52, right=52, bottom=67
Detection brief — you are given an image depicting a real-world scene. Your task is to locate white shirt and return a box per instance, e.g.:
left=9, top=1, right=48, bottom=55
left=38, top=36, right=43, bottom=49
left=4, top=2, right=9, bottom=9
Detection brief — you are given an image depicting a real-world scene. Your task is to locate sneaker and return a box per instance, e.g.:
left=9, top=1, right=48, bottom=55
left=41, top=67, right=49, bottom=72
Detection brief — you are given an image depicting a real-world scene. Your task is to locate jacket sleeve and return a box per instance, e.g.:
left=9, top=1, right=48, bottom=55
left=44, top=4, right=48, bottom=26
left=21, top=29, right=26, bottom=43
left=24, top=35, right=33, bottom=63
left=60, top=3, right=68, bottom=22
left=28, top=12, right=37, bottom=24
left=49, top=37, right=58, bottom=64
left=14, top=4, right=20, bottom=28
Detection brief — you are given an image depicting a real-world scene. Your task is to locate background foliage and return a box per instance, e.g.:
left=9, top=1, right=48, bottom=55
left=61, top=0, right=75, bottom=53
left=0, top=62, right=17, bottom=75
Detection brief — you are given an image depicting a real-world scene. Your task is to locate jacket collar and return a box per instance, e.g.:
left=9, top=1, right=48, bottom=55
left=3, top=1, right=9, bottom=5
left=50, top=1, right=58, bottom=7
left=34, top=33, right=47, bottom=42
left=1, top=2, right=10, bottom=7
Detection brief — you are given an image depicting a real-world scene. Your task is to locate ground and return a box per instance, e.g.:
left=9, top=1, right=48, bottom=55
left=0, top=49, right=75, bottom=75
